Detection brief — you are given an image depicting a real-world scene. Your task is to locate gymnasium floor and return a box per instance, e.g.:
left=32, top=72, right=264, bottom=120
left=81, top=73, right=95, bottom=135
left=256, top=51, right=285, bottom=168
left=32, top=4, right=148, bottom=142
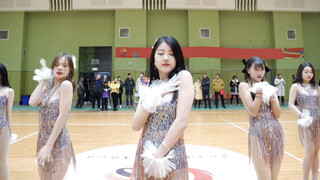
left=8, top=104, right=318, bottom=180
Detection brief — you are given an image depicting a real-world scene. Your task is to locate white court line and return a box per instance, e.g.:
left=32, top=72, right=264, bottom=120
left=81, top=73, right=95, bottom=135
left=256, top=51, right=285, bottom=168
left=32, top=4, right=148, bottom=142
left=217, top=115, right=316, bottom=171
left=10, top=131, right=38, bottom=145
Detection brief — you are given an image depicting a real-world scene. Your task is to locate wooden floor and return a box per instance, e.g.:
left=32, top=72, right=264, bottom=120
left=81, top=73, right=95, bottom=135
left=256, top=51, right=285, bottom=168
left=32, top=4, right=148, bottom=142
left=8, top=107, right=319, bottom=180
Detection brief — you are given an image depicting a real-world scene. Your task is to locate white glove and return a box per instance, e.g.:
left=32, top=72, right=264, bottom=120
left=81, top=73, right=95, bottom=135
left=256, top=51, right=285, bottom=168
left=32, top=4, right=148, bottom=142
left=139, top=74, right=180, bottom=113
left=249, top=82, right=277, bottom=104
left=298, top=109, right=314, bottom=127
left=104, top=88, right=109, bottom=91
left=33, top=59, right=53, bottom=83
left=141, top=141, right=176, bottom=179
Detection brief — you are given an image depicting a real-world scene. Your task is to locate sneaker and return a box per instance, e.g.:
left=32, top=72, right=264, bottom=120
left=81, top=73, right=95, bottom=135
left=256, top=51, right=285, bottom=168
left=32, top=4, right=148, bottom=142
left=238, top=104, right=240, bottom=106
left=230, top=104, right=233, bottom=106
left=91, top=109, right=95, bottom=112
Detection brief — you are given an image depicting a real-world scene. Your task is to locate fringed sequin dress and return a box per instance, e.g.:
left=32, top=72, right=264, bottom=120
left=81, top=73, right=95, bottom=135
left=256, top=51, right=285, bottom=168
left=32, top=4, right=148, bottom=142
left=0, top=95, right=10, bottom=137
left=133, top=100, right=189, bottom=180
left=296, top=85, right=320, bottom=145
left=248, top=100, right=285, bottom=168
left=37, top=86, right=76, bottom=179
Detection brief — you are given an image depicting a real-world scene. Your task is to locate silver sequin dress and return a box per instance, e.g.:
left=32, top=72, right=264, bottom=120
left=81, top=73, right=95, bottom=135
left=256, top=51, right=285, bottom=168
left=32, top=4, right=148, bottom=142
left=248, top=99, right=285, bottom=168
left=37, top=86, right=76, bottom=179
left=133, top=100, right=189, bottom=180
left=296, top=85, right=320, bottom=145
left=0, top=95, right=10, bottom=137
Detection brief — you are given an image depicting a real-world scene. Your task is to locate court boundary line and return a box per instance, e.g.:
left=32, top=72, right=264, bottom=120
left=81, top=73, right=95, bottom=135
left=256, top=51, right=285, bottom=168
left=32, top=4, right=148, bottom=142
left=217, top=115, right=320, bottom=172
left=10, top=131, right=38, bottom=145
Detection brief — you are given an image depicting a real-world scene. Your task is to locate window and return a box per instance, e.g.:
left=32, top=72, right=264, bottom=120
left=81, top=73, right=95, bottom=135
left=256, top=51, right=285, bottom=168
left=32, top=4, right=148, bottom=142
left=286, top=29, right=296, bottom=40
left=200, top=28, right=210, bottom=38
left=119, top=28, right=130, bottom=38
left=0, top=30, right=9, bottom=40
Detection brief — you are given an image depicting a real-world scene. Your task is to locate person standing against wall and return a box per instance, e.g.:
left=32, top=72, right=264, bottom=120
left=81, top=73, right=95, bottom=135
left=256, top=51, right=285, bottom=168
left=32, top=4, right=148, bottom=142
left=201, top=73, right=212, bottom=109
left=110, top=77, right=120, bottom=111
left=91, top=74, right=103, bottom=111
left=76, top=77, right=85, bottom=109
left=117, top=76, right=124, bottom=109
left=124, top=73, right=135, bottom=109
left=194, top=78, right=203, bottom=108
left=230, top=75, right=240, bottom=106
left=274, top=73, right=286, bottom=106
left=212, top=74, right=226, bottom=109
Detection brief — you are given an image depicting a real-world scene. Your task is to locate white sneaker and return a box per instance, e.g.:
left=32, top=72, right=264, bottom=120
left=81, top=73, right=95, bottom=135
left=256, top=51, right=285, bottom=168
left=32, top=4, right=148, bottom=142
left=230, top=104, right=233, bottom=106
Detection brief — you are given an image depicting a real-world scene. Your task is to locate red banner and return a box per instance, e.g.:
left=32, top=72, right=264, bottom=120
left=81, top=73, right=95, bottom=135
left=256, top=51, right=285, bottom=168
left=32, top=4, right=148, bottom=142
left=116, top=47, right=304, bottom=59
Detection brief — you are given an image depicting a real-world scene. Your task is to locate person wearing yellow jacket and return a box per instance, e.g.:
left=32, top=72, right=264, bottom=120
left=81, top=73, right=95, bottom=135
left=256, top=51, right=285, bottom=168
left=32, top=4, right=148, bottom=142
left=110, top=77, right=120, bottom=111
left=212, top=74, right=226, bottom=109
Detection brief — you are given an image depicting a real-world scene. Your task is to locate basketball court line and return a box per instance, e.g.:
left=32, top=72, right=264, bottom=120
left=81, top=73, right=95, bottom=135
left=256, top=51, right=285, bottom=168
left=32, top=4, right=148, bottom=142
left=217, top=115, right=320, bottom=172
left=10, top=131, right=38, bottom=145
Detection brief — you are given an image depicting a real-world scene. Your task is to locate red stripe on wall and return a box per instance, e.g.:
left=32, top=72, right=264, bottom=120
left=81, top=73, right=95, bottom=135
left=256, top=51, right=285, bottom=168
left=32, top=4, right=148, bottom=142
left=116, top=47, right=303, bottom=59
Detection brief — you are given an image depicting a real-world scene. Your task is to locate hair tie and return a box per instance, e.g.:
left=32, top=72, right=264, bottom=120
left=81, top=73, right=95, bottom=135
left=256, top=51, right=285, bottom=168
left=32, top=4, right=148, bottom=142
left=241, top=59, right=247, bottom=73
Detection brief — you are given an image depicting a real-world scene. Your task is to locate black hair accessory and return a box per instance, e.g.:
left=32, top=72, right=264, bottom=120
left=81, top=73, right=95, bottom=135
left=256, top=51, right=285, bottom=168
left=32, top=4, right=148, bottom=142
left=241, top=59, right=270, bottom=73
left=241, top=59, right=247, bottom=73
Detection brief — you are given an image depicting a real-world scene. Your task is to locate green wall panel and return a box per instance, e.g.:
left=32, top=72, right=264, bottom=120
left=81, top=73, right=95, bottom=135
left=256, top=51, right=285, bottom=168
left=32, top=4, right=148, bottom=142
left=25, top=11, right=115, bottom=71
left=0, top=12, right=25, bottom=71
left=272, top=12, right=305, bottom=70
left=302, top=13, right=320, bottom=70
left=188, top=10, right=221, bottom=70
left=147, top=10, right=188, bottom=47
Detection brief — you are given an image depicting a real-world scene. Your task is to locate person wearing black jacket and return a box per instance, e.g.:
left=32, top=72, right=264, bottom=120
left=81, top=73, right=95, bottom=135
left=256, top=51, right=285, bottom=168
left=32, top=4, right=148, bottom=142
left=201, top=73, right=212, bottom=109
left=117, top=76, right=124, bottom=109
left=230, top=75, right=240, bottom=106
left=124, top=73, right=135, bottom=108
left=91, top=74, right=104, bottom=111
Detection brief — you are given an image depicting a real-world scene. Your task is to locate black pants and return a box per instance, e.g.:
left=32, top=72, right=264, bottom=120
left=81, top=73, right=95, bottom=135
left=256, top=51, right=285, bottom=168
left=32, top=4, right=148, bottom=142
left=102, top=98, right=108, bottom=110
left=215, top=92, right=225, bottom=108
left=126, top=94, right=133, bottom=106
left=118, top=93, right=122, bottom=105
left=91, top=92, right=101, bottom=109
left=76, top=93, right=84, bottom=108
left=194, top=100, right=201, bottom=108
left=278, top=96, right=284, bottom=105
left=111, top=93, right=118, bottom=110
left=230, top=94, right=239, bottom=105
left=202, top=90, right=211, bottom=108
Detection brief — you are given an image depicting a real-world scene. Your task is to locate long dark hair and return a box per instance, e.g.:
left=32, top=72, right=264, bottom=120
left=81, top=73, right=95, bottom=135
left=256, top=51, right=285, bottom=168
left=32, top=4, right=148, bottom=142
left=51, top=52, right=76, bottom=91
left=148, top=36, right=185, bottom=82
left=294, top=62, right=317, bottom=88
left=0, top=63, right=11, bottom=88
left=243, top=56, right=268, bottom=85
left=147, top=36, right=186, bottom=100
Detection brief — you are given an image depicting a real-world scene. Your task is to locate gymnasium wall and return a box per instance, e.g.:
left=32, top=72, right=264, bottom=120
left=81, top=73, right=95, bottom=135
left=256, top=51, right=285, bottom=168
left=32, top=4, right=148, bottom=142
left=0, top=10, right=319, bottom=102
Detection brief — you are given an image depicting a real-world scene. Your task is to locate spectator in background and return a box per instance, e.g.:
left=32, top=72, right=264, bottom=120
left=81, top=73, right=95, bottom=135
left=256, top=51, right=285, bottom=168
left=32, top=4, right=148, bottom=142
left=91, top=74, right=103, bottom=111
left=194, top=78, right=203, bottom=108
left=201, top=73, right=212, bottom=109
left=117, top=76, right=124, bottom=109
left=76, top=77, right=85, bottom=109
left=274, top=73, right=286, bottom=106
left=212, top=74, right=226, bottom=109
left=84, top=77, right=91, bottom=104
left=110, top=77, right=120, bottom=111
left=136, top=72, right=145, bottom=93
left=101, top=75, right=110, bottom=111
left=230, top=75, right=240, bottom=106
left=124, top=73, right=135, bottom=108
